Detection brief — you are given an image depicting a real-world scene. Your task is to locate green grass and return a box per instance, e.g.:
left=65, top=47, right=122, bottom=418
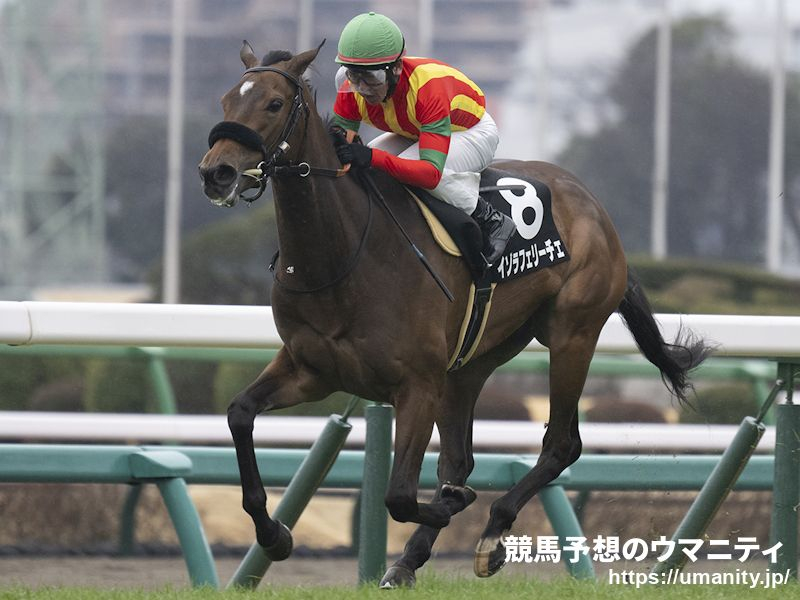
left=0, top=574, right=794, bottom=600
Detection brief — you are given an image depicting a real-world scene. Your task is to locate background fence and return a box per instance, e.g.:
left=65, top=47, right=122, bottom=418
left=1, top=301, right=799, bottom=587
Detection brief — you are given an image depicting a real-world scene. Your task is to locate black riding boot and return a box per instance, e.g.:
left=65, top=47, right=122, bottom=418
left=471, top=197, right=517, bottom=265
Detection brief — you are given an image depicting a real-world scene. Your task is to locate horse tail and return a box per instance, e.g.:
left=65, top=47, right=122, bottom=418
left=617, top=268, right=714, bottom=404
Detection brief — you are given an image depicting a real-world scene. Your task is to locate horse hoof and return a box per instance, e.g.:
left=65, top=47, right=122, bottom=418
left=474, top=534, right=507, bottom=578
left=441, top=484, right=477, bottom=510
left=261, top=521, right=293, bottom=561
left=379, top=565, right=416, bottom=589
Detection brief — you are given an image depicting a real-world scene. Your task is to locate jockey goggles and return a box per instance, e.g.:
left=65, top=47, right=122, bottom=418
left=335, top=66, right=389, bottom=96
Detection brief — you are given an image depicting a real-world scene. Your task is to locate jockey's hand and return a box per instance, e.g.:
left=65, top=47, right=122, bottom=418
left=336, top=142, right=372, bottom=168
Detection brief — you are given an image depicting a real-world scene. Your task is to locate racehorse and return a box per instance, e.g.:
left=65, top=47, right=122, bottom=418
left=198, top=43, right=712, bottom=588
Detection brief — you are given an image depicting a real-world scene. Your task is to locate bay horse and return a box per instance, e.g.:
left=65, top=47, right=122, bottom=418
left=198, top=43, right=711, bottom=587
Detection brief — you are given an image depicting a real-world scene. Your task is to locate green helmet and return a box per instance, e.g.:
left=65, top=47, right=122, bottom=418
left=336, top=12, right=405, bottom=67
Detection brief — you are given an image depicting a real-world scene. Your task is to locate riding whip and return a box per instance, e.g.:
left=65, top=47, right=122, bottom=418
left=359, top=171, right=454, bottom=303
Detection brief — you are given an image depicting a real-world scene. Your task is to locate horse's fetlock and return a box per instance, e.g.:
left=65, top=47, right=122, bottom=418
left=489, top=499, right=517, bottom=530
left=242, top=489, right=266, bottom=516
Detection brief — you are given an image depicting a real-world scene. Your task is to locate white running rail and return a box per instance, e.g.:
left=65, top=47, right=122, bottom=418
left=0, top=412, right=776, bottom=453
left=0, top=301, right=795, bottom=452
left=2, top=301, right=800, bottom=357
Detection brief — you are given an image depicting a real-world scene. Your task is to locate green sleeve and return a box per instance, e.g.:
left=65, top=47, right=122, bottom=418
left=332, top=113, right=361, bottom=133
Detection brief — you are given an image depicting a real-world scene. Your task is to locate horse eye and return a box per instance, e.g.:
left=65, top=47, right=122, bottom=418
left=266, top=99, right=283, bottom=112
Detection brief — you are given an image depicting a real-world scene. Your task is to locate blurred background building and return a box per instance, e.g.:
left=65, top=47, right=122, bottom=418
left=1, top=0, right=799, bottom=301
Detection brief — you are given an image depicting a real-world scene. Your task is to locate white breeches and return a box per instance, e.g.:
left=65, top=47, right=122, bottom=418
left=368, top=111, right=499, bottom=214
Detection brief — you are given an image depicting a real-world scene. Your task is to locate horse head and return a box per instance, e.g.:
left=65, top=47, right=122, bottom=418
left=199, top=42, right=322, bottom=207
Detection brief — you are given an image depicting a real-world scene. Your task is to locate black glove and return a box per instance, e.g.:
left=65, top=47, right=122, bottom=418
left=336, top=142, right=372, bottom=168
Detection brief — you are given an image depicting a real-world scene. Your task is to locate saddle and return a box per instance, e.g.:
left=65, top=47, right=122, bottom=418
left=407, top=167, right=569, bottom=371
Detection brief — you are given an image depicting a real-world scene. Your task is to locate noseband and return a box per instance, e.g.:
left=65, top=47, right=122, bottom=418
left=208, top=66, right=340, bottom=203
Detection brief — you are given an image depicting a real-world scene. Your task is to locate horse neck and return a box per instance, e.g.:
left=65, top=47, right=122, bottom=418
left=271, top=115, right=367, bottom=287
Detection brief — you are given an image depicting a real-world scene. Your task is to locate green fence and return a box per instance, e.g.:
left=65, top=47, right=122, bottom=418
left=0, top=344, right=777, bottom=418
left=0, top=441, right=778, bottom=587
left=0, top=345, right=796, bottom=587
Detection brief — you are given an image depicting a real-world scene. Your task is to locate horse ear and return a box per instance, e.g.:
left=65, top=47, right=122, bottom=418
left=240, top=40, right=259, bottom=69
left=288, top=39, right=325, bottom=77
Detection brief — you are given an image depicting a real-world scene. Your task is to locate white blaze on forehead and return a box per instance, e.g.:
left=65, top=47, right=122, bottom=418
left=239, top=81, right=255, bottom=96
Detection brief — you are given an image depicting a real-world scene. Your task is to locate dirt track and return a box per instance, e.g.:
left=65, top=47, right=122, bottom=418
left=0, top=556, right=568, bottom=589
left=0, top=482, right=776, bottom=589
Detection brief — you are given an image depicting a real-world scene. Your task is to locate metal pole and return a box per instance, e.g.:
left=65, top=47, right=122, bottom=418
left=418, top=0, right=434, bottom=57
left=157, top=477, right=220, bottom=588
left=227, top=414, right=352, bottom=589
left=145, top=353, right=178, bottom=415
left=535, top=0, right=551, bottom=160
left=296, top=0, right=313, bottom=52
left=539, top=484, right=595, bottom=579
left=650, top=0, right=671, bottom=259
left=358, top=403, right=393, bottom=584
left=652, top=416, right=765, bottom=576
left=767, top=0, right=787, bottom=272
left=163, top=0, right=187, bottom=303
left=118, top=484, right=143, bottom=555
left=770, top=361, right=798, bottom=579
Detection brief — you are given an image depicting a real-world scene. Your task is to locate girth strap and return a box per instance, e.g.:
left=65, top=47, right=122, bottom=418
left=447, top=274, right=496, bottom=372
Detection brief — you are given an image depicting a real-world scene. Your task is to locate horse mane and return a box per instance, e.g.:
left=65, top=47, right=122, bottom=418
left=261, top=49, right=318, bottom=100
left=261, top=50, right=294, bottom=66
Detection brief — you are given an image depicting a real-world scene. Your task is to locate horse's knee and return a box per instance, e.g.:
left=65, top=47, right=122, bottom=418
left=227, top=393, right=255, bottom=435
left=385, top=493, right=418, bottom=523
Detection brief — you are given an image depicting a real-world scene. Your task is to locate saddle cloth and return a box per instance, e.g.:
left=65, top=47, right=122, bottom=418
left=409, top=167, right=570, bottom=283
left=406, top=168, right=570, bottom=371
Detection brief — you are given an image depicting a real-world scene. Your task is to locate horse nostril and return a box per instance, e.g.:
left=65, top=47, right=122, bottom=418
left=200, top=164, right=237, bottom=188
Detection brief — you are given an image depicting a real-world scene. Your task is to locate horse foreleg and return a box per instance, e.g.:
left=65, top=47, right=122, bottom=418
left=474, top=326, right=598, bottom=577
left=228, top=348, right=329, bottom=559
left=384, top=386, right=453, bottom=531
left=381, top=374, right=483, bottom=588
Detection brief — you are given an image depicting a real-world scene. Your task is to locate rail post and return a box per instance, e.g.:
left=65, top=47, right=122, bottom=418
left=539, top=483, right=595, bottom=579
left=653, top=367, right=792, bottom=577
left=652, top=415, right=766, bottom=576
left=227, top=411, right=353, bottom=589
left=770, top=360, right=799, bottom=580
left=118, top=483, right=143, bottom=555
left=141, top=348, right=178, bottom=415
left=358, top=403, right=393, bottom=584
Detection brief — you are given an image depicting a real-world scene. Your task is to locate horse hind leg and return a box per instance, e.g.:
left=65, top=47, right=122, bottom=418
left=228, top=347, right=330, bottom=559
left=380, top=373, right=483, bottom=588
left=474, top=321, right=600, bottom=577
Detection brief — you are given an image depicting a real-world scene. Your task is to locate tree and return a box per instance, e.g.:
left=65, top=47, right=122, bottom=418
left=557, top=16, right=800, bottom=263
left=149, top=200, right=279, bottom=305
left=104, top=114, right=236, bottom=281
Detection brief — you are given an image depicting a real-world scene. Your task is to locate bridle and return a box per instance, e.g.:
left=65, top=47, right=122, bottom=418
left=205, top=62, right=451, bottom=300
left=207, top=65, right=348, bottom=203
left=207, top=63, right=371, bottom=295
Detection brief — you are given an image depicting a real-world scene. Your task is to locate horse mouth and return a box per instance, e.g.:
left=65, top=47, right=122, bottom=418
left=208, top=188, right=239, bottom=208
left=204, top=185, right=239, bottom=208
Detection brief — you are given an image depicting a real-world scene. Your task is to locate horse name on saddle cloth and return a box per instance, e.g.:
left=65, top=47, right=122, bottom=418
left=408, top=168, right=570, bottom=370
left=486, top=172, right=569, bottom=282
left=411, top=168, right=570, bottom=282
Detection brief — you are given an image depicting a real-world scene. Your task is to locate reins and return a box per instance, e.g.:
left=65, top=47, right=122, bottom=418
left=208, top=63, right=451, bottom=301
left=269, top=175, right=373, bottom=294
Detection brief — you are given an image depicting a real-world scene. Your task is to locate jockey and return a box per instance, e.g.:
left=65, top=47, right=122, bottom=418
left=332, top=11, right=516, bottom=265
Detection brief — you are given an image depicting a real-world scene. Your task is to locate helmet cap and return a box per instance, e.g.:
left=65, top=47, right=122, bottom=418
left=336, top=12, right=405, bottom=67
